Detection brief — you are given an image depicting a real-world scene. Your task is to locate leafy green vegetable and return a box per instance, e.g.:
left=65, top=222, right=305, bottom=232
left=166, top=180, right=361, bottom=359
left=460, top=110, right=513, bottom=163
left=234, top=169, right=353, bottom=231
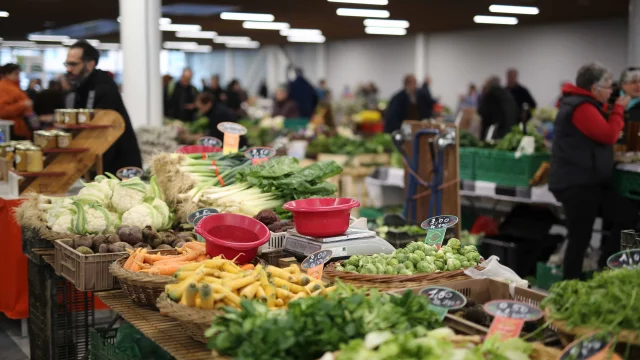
left=495, top=125, right=547, bottom=153
left=306, top=134, right=393, bottom=158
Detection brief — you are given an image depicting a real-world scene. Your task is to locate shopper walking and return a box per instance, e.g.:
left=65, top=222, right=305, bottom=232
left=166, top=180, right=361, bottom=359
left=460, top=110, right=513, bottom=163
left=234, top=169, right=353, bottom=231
left=478, top=76, right=518, bottom=140
left=272, top=86, right=299, bottom=118
left=506, top=68, right=537, bottom=120
left=0, top=63, right=34, bottom=140
left=164, top=68, right=198, bottom=122
left=288, top=68, right=318, bottom=118
left=225, top=79, right=247, bottom=115
left=202, top=74, right=226, bottom=103
left=549, top=62, right=638, bottom=280
left=194, top=92, right=237, bottom=142
left=384, top=75, right=435, bottom=133
left=64, top=40, right=142, bottom=173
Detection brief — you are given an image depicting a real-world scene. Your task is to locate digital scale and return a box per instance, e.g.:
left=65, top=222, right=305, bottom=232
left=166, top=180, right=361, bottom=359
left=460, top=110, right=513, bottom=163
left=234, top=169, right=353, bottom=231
left=283, top=227, right=396, bottom=262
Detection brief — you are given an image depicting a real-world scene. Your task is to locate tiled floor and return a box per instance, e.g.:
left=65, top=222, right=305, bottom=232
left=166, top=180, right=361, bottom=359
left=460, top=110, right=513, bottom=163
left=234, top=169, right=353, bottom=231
left=0, top=316, right=29, bottom=360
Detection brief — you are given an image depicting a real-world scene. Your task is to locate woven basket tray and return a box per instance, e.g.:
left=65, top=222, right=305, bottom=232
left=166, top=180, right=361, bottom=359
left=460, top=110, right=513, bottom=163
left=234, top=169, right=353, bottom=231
left=156, top=292, right=223, bottom=344
left=109, top=255, right=178, bottom=308
left=544, top=307, right=640, bottom=346
left=324, top=261, right=477, bottom=291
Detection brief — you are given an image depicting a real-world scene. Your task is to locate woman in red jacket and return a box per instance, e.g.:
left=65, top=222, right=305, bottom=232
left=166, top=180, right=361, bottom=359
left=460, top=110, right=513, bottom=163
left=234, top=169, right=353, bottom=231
left=0, top=64, right=33, bottom=140
left=549, top=62, right=637, bottom=280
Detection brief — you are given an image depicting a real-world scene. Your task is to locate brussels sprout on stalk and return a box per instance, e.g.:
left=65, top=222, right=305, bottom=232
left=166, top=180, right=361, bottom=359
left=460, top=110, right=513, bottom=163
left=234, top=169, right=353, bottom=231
left=447, top=238, right=462, bottom=251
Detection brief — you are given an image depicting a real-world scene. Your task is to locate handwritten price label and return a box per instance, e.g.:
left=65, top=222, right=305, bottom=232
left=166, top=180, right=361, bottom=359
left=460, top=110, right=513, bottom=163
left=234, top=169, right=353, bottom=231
left=607, top=249, right=640, bottom=269
left=116, top=167, right=143, bottom=180
left=187, top=208, right=219, bottom=224
left=301, top=249, right=333, bottom=280
left=217, top=122, right=247, bottom=155
left=197, top=136, right=222, bottom=148
left=217, top=122, right=247, bottom=135
left=420, top=286, right=467, bottom=321
left=421, top=215, right=458, bottom=248
left=245, top=147, right=276, bottom=160
left=484, top=300, right=543, bottom=341
left=560, top=333, right=616, bottom=360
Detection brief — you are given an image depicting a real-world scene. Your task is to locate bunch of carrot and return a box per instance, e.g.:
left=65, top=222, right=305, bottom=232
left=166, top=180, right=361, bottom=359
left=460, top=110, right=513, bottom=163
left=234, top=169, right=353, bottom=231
left=123, top=242, right=210, bottom=275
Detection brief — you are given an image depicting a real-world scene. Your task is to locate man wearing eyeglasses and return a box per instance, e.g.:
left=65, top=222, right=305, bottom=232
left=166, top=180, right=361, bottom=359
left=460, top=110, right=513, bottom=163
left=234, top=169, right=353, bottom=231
left=64, top=40, right=142, bottom=174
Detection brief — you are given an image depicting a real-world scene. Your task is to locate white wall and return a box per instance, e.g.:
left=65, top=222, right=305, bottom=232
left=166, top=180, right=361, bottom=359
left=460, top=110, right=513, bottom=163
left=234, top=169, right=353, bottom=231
left=428, top=19, right=628, bottom=109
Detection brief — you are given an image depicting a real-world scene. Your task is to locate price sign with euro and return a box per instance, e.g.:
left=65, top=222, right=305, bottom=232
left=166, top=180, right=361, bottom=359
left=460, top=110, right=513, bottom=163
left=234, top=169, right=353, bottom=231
left=421, top=215, right=458, bottom=249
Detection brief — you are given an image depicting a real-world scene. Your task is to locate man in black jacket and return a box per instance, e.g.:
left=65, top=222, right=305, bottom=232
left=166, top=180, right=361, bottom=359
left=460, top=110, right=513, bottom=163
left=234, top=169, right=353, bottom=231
left=165, top=68, right=198, bottom=122
left=479, top=76, right=519, bottom=140
left=65, top=40, right=142, bottom=174
left=506, top=68, right=537, bottom=120
left=384, top=74, right=435, bottom=133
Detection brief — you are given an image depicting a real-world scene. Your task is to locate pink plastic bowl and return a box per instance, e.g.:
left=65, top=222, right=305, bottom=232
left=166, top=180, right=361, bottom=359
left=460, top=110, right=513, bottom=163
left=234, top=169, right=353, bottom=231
left=175, top=145, right=222, bottom=154
left=283, top=198, right=360, bottom=237
left=195, top=213, right=270, bottom=264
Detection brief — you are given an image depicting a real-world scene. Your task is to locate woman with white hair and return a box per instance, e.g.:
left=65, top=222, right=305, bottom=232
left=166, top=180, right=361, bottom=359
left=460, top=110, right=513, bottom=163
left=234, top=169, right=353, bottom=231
left=549, top=62, right=637, bottom=280
left=620, top=67, right=640, bottom=149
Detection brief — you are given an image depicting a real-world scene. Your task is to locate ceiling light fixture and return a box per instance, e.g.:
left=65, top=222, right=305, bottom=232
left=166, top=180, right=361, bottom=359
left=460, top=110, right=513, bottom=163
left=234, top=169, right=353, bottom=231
left=184, top=45, right=213, bottom=52
left=213, top=36, right=252, bottom=44
left=226, top=41, right=261, bottom=49
left=0, top=11, right=9, bottom=17
left=220, top=12, right=274, bottom=22
left=328, top=0, right=388, bottom=5
left=489, top=5, right=539, bottom=15
left=62, top=39, right=101, bottom=46
left=364, top=26, right=406, bottom=35
left=27, top=34, right=71, bottom=42
left=336, top=8, right=390, bottom=18
left=473, top=15, right=518, bottom=25
left=287, top=35, right=326, bottom=43
left=118, top=17, right=171, bottom=24
left=242, top=21, right=290, bottom=30
left=162, top=41, right=199, bottom=49
left=363, top=19, right=409, bottom=28
left=159, top=24, right=202, bottom=32
left=1, top=41, right=37, bottom=47
left=280, top=28, right=323, bottom=36
left=176, top=31, right=218, bottom=39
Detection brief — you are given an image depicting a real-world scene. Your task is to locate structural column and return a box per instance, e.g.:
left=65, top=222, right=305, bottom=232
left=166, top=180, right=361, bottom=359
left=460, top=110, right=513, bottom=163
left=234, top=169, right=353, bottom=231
left=119, top=0, right=162, bottom=128
left=630, top=0, right=640, bottom=66
left=415, top=32, right=426, bottom=81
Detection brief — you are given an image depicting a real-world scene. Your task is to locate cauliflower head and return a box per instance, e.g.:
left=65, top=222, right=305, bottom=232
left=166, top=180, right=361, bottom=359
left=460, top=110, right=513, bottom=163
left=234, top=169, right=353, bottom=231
left=76, top=182, right=112, bottom=207
left=51, top=211, right=74, bottom=233
left=83, top=203, right=112, bottom=234
left=111, top=178, right=148, bottom=213
left=121, top=203, right=162, bottom=229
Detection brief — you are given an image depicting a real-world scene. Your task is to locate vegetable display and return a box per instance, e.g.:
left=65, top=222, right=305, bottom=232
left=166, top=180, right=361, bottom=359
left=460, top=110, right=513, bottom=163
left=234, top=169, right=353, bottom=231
left=495, top=125, right=547, bottom=153
left=306, top=133, right=393, bottom=157
left=66, top=225, right=195, bottom=254
left=541, top=268, right=640, bottom=333
left=331, top=328, right=535, bottom=360
left=123, top=242, right=208, bottom=275
left=166, top=260, right=332, bottom=309
left=205, top=285, right=442, bottom=360
left=336, top=239, right=482, bottom=275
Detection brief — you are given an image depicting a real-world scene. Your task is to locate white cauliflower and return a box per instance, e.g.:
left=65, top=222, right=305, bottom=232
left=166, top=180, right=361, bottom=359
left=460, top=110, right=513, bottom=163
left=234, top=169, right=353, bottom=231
left=83, top=203, right=112, bottom=234
left=150, top=198, right=171, bottom=229
left=76, top=182, right=113, bottom=207
left=121, top=203, right=162, bottom=229
left=51, top=211, right=74, bottom=233
left=111, top=178, right=148, bottom=213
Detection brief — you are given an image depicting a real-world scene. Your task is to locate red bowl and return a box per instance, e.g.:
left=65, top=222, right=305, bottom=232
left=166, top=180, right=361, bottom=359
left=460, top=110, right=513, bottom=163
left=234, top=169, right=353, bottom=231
left=195, top=213, right=270, bottom=264
left=175, top=145, right=222, bottom=154
left=282, top=198, right=360, bottom=237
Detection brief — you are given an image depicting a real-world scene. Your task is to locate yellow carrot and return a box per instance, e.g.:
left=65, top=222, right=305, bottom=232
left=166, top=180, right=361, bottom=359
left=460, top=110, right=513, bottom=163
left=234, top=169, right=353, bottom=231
left=266, top=266, right=296, bottom=282
left=271, top=277, right=306, bottom=294
left=239, top=282, right=260, bottom=299
left=223, top=274, right=260, bottom=290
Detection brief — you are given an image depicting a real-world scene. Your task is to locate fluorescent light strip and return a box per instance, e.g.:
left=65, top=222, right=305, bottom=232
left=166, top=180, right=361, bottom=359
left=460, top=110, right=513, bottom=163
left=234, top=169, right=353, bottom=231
left=220, top=12, right=274, bottom=22
left=1, top=41, right=37, bottom=47
left=243, top=21, right=289, bottom=30
left=176, top=31, right=217, bottom=39
left=473, top=15, right=518, bottom=25
left=363, top=19, right=409, bottom=28
left=27, top=34, right=70, bottom=42
left=336, top=8, right=389, bottom=18
left=213, top=36, right=252, bottom=44
left=0, top=11, right=8, bottom=17
left=163, top=41, right=199, bottom=49
left=159, top=24, right=202, bottom=32
left=280, top=28, right=322, bottom=36
left=364, top=26, right=406, bottom=35
left=328, top=0, right=387, bottom=5
left=184, top=45, right=213, bottom=52
left=226, top=41, right=261, bottom=49
left=62, top=39, right=101, bottom=46
left=287, top=35, right=326, bottom=43
left=489, top=5, right=539, bottom=15
left=117, top=17, right=171, bottom=24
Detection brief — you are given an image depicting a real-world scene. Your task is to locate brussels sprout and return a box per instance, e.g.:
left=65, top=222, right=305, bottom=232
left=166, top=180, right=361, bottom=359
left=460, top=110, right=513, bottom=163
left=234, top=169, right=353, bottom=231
left=403, top=261, right=415, bottom=272
left=375, top=263, right=386, bottom=274
left=424, top=256, right=435, bottom=265
left=395, top=263, right=406, bottom=273
left=440, top=246, right=453, bottom=254
left=345, top=256, right=360, bottom=267
left=387, top=258, right=399, bottom=267
left=465, top=252, right=481, bottom=262
left=434, top=260, right=445, bottom=270
left=413, top=250, right=426, bottom=260
left=361, top=264, right=378, bottom=274
left=446, top=258, right=462, bottom=271
left=424, top=245, right=437, bottom=255
left=445, top=252, right=456, bottom=260
left=359, top=257, right=372, bottom=266
left=336, top=265, right=345, bottom=271
left=461, top=261, right=472, bottom=268
left=462, top=245, right=478, bottom=255
left=409, top=254, right=422, bottom=265
left=447, top=238, right=462, bottom=251
left=416, top=261, right=433, bottom=273
left=405, top=242, right=418, bottom=253
left=435, top=251, right=445, bottom=260
left=344, top=265, right=357, bottom=272
left=384, top=265, right=395, bottom=275
left=399, top=269, right=413, bottom=275
left=455, top=254, right=467, bottom=262
left=396, top=252, right=409, bottom=263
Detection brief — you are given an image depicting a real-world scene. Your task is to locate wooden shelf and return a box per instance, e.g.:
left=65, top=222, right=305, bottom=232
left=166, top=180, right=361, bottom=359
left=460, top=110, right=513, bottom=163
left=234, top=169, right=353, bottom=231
left=44, top=147, right=90, bottom=154
left=54, top=123, right=112, bottom=130
left=12, top=171, right=66, bottom=178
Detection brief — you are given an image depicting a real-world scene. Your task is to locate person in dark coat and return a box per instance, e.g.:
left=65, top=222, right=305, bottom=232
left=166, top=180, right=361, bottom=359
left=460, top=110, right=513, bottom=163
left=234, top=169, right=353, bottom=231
left=506, top=68, right=537, bottom=120
left=194, top=92, right=238, bottom=142
left=549, top=62, right=637, bottom=280
left=65, top=40, right=142, bottom=174
left=384, top=75, right=435, bottom=133
left=225, top=79, right=247, bottom=115
left=288, top=68, right=318, bottom=118
left=272, top=86, right=299, bottom=118
left=164, top=68, right=198, bottom=122
left=202, top=74, right=226, bottom=103
left=478, top=76, right=518, bottom=140
left=33, top=79, right=65, bottom=118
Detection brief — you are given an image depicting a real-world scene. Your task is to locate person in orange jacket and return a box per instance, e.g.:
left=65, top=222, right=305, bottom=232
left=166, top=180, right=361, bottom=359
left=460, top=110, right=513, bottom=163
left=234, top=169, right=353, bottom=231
left=0, top=63, right=33, bottom=140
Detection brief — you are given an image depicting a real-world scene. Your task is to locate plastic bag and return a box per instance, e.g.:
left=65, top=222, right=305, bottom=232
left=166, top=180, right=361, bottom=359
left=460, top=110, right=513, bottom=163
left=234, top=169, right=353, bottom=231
left=464, top=256, right=529, bottom=295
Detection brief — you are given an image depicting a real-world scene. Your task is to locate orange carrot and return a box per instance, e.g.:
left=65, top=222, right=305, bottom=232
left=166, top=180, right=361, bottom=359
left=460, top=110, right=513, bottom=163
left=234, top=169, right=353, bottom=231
left=196, top=254, right=208, bottom=262
left=240, top=264, right=255, bottom=271
left=141, top=262, right=192, bottom=275
left=123, top=249, right=138, bottom=270
left=130, top=248, right=148, bottom=272
left=144, top=253, right=180, bottom=264
left=183, top=242, right=207, bottom=254
left=153, top=253, right=199, bottom=265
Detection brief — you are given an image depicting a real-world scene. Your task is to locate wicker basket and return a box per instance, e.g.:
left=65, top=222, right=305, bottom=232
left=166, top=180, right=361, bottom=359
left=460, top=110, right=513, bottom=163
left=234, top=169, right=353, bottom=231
left=109, top=255, right=178, bottom=308
left=544, top=307, right=640, bottom=346
left=324, top=261, right=476, bottom=291
left=156, top=292, right=223, bottom=344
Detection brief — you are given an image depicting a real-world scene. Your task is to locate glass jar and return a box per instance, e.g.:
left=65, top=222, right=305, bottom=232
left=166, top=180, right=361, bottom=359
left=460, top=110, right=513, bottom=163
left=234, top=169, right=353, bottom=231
left=57, top=131, right=72, bottom=148
left=2, top=142, right=16, bottom=163
left=77, top=109, right=93, bottom=124
left=33, top=130, right=48, bottom=148
left=15, top=145, right=28, bottom=172
left=64, top=109, right=78, bottom=124
left=54, top=109, right=65, bottom=123
left=26, top=146, right=44, bottom=173
left=40, top=131, right=58, bottom=150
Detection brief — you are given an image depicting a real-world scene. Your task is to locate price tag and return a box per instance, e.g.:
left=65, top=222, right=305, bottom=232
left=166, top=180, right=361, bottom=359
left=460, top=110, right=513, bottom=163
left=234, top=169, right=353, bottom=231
left=421, top=215, right=458, bottom=249
left=116, top=167, right=144, bottom=180
left=244, top=147, right=276, bottom=165
left=484, top=300, right=543, bottom=340
left=559, top=333, right=616, bottom=360
left=301, top=249, right=333, bottom=280
left=187, top=208, right=219, bottom=225
left=607, top=249, right=640, bottom=269
left=197, top=136, right=222, bottom=148
left=419, top=286, right=467, bottom=320
left=217, top=122, right=247, bottom=155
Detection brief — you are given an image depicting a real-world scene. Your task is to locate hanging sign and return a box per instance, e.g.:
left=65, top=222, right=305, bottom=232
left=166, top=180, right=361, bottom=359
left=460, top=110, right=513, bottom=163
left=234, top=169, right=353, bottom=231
left=116, top=167, right=143, bottom=180
left=484, top=300, right=543, bottom=340
left=559, top=333, right=617, bottom=360
left=301, top=249, right=334, bottom=280
left=244, top=147, right=276, bottom=165
left=421, top=215, right=458, bottom=249
left=419, top=286, right=467, bottom=320
left=217, top=122, right=247, bottom=154
left=197, top=136, right=223, bottom=148
left=606, top=249, right=640, bottom=269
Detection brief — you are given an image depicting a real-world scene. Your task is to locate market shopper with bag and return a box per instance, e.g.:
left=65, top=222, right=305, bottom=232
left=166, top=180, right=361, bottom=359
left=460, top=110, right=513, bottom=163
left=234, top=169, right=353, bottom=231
left=64, top=40, right=142, bottom=173
left=0, top=63, right=34, bottom=140
left=549, top=62, right=638, bottom=280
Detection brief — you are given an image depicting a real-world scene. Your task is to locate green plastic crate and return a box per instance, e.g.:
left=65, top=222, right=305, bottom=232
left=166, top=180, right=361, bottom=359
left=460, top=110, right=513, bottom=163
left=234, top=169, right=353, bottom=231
left=284, top=118, right=310, bottom=131
left=614, top=169, right=640, bottom=200
left=90, top=328, right=135, bottom=360
left=459, top=147, right=476, bottom=180
left=535, top=262, right=563, bottom=290
left=474, top=149, right=550, bottom=187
